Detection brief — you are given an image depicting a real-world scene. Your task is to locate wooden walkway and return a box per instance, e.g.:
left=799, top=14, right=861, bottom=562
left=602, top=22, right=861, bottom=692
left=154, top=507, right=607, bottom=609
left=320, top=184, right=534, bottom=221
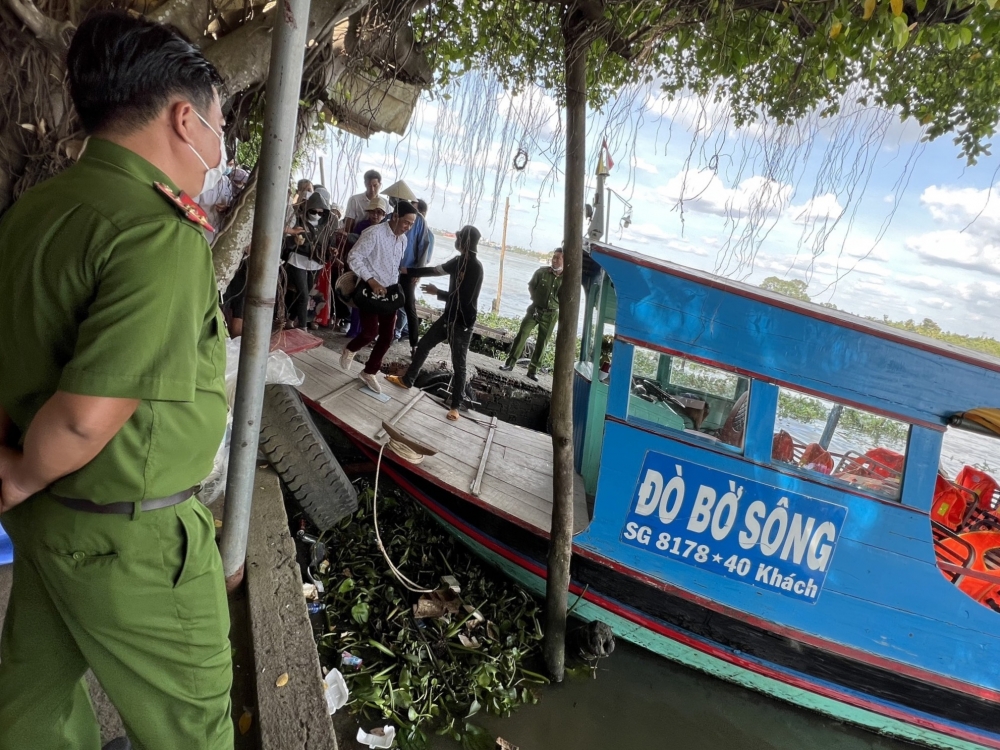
left=292, top=345, right=589, bottom=535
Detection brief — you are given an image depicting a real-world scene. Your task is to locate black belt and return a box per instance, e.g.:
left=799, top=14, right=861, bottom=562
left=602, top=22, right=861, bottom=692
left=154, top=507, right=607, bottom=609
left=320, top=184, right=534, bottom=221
left=54, top=488, right=195, bottom=515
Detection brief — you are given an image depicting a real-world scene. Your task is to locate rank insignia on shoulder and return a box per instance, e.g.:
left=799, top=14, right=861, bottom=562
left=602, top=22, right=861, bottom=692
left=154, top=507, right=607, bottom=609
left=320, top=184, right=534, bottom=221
left=154, top=181, right=216, bottom=233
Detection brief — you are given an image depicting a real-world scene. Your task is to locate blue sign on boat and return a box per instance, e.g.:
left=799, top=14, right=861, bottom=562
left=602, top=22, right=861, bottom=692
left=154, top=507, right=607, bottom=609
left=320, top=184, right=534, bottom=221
left=620, top=453, right=848, bottom=603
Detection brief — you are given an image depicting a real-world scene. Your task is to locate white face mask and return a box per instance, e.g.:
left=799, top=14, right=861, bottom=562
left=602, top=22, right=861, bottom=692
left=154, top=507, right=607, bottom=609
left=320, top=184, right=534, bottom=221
left=189, top=111, right=227, bottom=198
left=307, top=216, right=320, bottom=226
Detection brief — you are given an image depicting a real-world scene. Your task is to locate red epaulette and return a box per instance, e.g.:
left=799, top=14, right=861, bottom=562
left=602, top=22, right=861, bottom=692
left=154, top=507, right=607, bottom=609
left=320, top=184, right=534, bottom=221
left=154, top=181, right=216, bottom=233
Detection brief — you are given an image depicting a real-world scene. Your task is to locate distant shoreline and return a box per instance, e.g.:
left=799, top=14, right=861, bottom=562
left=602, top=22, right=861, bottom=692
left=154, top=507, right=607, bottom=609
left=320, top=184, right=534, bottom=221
left=430, top=228, right=549, bottom=260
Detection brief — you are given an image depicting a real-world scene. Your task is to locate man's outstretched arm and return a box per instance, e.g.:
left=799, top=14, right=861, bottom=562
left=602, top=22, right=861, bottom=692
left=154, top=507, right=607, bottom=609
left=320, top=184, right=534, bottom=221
left=0, top=392, right=138, bottom=512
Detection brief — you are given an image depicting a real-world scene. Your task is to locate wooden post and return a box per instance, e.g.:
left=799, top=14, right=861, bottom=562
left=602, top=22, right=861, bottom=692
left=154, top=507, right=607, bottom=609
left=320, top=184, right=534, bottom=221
left=544, top=21, right=587, bottom=682
left=492, top=197, right=510, bottom=314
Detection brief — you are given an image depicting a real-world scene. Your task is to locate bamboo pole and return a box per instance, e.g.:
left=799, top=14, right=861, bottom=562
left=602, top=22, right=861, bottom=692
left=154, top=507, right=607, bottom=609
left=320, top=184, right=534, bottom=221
left=492, top=197, right=510, bottom=314
left=544, top=23, right=587, bottom=682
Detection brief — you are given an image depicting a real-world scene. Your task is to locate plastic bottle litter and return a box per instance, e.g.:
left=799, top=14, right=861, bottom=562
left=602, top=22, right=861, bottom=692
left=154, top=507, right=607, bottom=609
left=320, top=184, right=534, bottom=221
left=341, top=651, right=363, bottom=669
left=356, top=725, right=396, bottom=749
left=323, top=668, right=348, bottom=715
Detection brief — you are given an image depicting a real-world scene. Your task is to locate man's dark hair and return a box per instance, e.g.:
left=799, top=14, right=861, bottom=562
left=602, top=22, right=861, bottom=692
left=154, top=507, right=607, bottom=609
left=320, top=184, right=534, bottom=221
left=415, top=199, right=428, bottom=215
left=67, top=11, right=223, bottom=134
left=364, top=170, right=382, bottom=184
left=457, top=225, right=480, bottom=253
left=394, top=200, right=417, bottom=217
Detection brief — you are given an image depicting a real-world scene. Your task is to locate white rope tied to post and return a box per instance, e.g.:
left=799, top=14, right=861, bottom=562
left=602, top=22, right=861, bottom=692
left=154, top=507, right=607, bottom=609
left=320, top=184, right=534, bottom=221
left=372, top=443, right=436, bottom=594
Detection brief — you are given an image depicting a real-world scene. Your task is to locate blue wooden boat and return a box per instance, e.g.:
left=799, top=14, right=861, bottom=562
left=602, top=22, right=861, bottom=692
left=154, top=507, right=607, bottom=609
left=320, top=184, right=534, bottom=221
left=0, top=525, right=10, bottom=566
left=295, top=240, right=1000, bottom=750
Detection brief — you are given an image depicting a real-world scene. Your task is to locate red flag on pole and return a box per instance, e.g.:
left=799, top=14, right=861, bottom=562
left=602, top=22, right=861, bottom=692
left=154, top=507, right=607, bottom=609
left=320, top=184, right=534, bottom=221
left=602, top=138, right=615, bottom=170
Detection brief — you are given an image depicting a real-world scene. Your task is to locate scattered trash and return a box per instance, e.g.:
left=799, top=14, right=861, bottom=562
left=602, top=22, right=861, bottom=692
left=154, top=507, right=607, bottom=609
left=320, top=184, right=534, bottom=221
left=441, top=574, right=461, bottom=593
left=412, top=588, right=461, bottom=619
left=323, top=668, right=349, bottom=715
left=356, top=725, right=396, bottom=748
left=495, top=738, right=518, bottom=750
left=457, top=633, right=481, bottom=649
left=213, top=518, right=223, bottom=529
left=307, top=601, right=324, bottom=614
left=303, top=583, right=319, bottom=601
left=238, top=709, right=253, bottom=735
left=275, top=672, right=289, bottom=688
left=341, top=651, right=363, bottom=670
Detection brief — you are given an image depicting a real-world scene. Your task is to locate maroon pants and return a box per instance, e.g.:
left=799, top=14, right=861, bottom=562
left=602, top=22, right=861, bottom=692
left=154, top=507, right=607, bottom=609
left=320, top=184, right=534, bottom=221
left=347, top=309, right=397, bottom=374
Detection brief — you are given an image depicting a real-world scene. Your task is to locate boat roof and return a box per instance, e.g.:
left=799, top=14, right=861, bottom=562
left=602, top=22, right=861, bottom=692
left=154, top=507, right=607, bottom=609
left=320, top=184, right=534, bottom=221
left=591, top=242, right=1000, bottom=377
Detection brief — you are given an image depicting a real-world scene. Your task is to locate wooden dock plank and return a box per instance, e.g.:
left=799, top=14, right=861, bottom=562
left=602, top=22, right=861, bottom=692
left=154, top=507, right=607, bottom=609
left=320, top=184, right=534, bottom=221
left=291, top=347, right=567, bottom=536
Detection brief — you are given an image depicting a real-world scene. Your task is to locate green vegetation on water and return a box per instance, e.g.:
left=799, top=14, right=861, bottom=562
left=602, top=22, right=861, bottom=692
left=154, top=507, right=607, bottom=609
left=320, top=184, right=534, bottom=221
left=315, top=485, right=548, bottom=749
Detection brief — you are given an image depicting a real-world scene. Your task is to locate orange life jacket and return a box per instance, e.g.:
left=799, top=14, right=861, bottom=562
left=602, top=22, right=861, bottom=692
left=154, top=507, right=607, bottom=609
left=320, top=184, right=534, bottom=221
left=931, top=475, right=971, bottom=531
left=799, top=443, right=834, bottom=475
left=956, top=466, right=998, bottom=512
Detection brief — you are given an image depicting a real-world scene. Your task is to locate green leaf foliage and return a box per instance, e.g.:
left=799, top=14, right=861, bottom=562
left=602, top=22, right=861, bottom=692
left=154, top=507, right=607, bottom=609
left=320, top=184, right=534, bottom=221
left=412, top=0, right=1000, bottom=162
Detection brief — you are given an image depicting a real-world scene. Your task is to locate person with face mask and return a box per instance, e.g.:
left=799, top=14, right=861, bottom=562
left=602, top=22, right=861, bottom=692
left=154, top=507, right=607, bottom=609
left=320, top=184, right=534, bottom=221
left=283, top=191, right=332, bottom=329
left=0, top=11, right=232, bottom=750
left=295, top=178, right=314, bottom=204
left=386, top=226, right=484, bottom=422
left=500, top=248, right=564, bottom=380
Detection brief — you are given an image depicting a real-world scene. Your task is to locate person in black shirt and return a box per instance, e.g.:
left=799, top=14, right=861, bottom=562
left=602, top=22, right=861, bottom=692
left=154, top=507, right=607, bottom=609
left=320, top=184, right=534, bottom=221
left=386, top=225, right=483, bottom=421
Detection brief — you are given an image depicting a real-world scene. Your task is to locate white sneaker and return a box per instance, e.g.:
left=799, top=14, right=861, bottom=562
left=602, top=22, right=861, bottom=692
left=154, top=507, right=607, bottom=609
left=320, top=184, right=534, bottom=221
left=359, top=372, right=381, bottom=394
left=340, top=348, right=355, bottom=371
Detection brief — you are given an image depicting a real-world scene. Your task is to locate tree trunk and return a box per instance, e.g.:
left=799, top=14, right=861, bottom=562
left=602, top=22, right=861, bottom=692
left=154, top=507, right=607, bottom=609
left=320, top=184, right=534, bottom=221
left=543, top=22, right=587, bottom=683
left=212, top=180, right=258, bottom=289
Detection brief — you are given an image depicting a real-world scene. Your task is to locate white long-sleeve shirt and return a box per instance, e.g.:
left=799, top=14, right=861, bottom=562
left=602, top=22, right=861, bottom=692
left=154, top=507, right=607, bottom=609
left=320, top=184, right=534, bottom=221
left=348, top=223, right=407, bottom=288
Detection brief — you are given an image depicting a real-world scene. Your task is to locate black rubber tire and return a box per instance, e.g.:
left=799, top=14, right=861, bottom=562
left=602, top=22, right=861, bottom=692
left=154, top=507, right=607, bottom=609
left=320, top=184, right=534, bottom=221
left=258, top=384, right=358, bottom=531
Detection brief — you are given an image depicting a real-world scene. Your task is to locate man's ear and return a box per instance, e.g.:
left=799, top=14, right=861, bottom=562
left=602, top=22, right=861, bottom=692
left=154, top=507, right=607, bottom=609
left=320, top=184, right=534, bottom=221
left=169, top=100, right=197, bottom=145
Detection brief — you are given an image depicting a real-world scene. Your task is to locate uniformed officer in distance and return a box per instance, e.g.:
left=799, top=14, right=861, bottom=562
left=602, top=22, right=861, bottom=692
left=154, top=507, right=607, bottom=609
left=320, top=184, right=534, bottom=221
left=0, top=11, right=233, bottom=750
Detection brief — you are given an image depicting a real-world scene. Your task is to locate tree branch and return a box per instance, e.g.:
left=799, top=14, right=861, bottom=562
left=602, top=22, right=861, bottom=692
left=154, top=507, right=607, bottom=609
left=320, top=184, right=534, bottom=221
left=148, top=0, right=207, bottom=44
left=4, top=0, right=73, bottom=53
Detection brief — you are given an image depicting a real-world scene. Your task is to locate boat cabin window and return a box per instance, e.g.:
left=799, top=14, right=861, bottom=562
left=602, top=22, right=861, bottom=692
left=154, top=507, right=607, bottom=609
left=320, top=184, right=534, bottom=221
left=773, top=386, right=909, bottom=500
left=627, top=346, right=750, bottom=451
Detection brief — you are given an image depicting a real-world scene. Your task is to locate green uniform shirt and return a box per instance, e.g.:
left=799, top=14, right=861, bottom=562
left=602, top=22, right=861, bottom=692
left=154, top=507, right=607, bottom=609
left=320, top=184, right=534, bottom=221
left=0, top=138, right=227, bottom=503
left=529, top=266, right=563, bottom=311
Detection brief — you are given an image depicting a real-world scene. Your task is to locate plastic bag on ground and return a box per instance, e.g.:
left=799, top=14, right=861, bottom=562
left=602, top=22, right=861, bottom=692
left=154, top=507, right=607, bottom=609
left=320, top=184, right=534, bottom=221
left=324, top=668, right=349, bottom=715
left=197, top=336, right=306, bottom=505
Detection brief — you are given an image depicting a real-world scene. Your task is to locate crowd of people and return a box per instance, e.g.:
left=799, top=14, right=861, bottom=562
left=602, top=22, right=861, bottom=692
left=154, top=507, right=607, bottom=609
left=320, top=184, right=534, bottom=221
left=215, top=165, right=565, bottom=416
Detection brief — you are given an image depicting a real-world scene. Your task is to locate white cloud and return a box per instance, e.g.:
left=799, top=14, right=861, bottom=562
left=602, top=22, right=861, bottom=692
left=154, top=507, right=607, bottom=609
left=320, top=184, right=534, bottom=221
left=657, top=168, right=792, bottom=219
left=631, top=156, right=659, bottom=175
left=787, top=193, right=844, bottom=225
left=906, top=230, right=1000, bottom=276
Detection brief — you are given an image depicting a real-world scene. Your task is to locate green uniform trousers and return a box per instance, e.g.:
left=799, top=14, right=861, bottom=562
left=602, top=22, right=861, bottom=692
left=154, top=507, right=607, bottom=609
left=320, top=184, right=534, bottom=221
left=0, top=494, right=233, bottom=750
left=505, top=306, right=557, bottom=375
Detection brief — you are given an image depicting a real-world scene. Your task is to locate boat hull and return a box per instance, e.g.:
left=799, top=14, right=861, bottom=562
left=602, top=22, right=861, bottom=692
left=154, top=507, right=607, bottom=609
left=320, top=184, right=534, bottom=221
left=355, top=441, right=1000, bottom=750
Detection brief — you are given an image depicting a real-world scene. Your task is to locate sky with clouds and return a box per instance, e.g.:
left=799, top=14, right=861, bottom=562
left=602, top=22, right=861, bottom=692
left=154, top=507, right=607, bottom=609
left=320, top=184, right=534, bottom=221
left=301, top=77, right=1000, bottom=339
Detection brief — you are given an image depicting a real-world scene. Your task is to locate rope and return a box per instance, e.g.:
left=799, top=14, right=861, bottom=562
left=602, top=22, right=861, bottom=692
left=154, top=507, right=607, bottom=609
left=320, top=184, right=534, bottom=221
left=387, top=438, right=424, bottom=464
left=372, top=443, right=437, bottom=594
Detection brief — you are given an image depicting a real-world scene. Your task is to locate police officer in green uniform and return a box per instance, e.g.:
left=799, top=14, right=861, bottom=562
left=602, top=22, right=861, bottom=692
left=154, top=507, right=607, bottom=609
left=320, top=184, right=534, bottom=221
left=501, top=249, right=564, bottom=381
left=0, top=12, right=233, bottom=750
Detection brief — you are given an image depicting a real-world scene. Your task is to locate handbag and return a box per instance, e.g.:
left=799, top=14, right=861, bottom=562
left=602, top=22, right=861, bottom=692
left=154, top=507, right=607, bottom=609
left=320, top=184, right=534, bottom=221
left=334, top=271, right=359, bottom=309
left=353, top=281, right=405, bottom=315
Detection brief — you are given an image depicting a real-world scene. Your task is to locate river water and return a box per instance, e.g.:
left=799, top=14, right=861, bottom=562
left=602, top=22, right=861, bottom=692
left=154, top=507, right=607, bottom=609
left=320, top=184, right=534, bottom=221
left=431, top=638, right=916, bottom=750
left=428, top=232, right=549, bottom=321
